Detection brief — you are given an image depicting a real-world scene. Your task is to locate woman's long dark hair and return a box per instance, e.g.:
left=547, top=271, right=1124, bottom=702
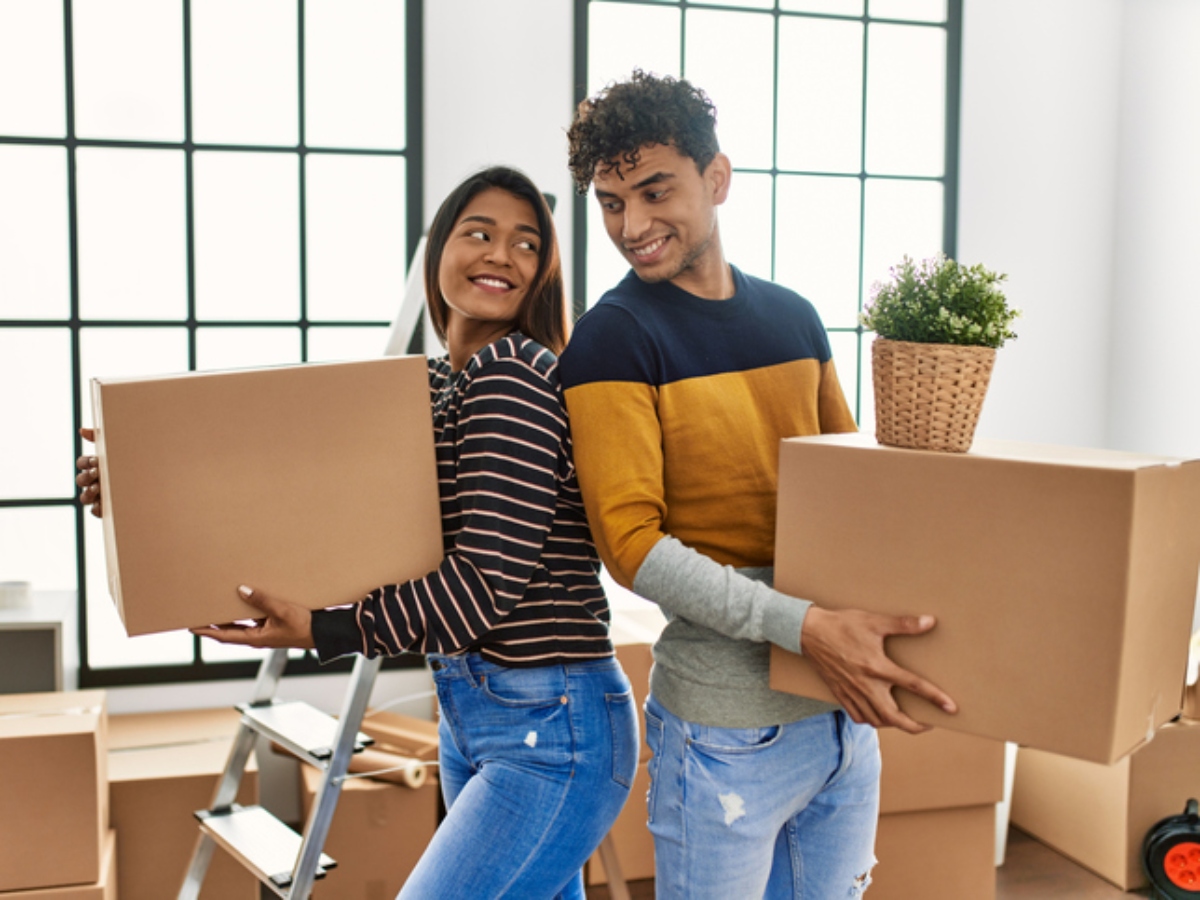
left=424, top=166, right=568, bottom=355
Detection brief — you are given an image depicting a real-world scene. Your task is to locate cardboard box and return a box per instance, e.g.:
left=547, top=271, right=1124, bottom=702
left=871, top=804, right=997, bottom=900
left=0, top=830, right=117, bottom=900
left=91, top=356, right=443, bottom=636
left=586, top=761, right=654, bottom=887
left=878, top=727, right=1005, bottom=814
left=359, top=709, right=440, bottom=762
left=0, top=691, right=108, bottom=892
left=299, top=756, right=440, bottom=898
left=770, top=433, right=1200, bottom=763
left=609, top=602, right=667, bottom=763
left=107, top=707, right=259, bottom=900
left=1010, top=716, right=1200, bottom=890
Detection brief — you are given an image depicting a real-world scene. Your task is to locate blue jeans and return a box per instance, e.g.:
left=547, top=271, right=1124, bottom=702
left=398, top=653, right=639, bottom=900
left=644, top=694, right=880, bottom=899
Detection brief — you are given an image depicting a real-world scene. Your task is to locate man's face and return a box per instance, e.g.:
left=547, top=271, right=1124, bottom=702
left=592, top=143, right=730, bottom=295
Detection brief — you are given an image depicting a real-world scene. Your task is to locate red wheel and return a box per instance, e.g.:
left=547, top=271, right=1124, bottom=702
left=1164, top=842, right=1200, bottom=891
left=1145, top=801, right=1200, bottom=899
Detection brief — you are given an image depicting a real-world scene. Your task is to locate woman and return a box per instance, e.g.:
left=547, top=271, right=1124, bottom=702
left=77, top=166, right=638, bottom=900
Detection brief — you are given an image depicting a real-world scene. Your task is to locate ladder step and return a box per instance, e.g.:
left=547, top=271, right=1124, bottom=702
left=196, top=804, right=336, bottom=890
left=237, top=699, right=373, bottom=763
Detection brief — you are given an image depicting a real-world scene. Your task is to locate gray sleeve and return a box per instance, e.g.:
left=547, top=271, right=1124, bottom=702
left=631, top=536, right=812, bottom=654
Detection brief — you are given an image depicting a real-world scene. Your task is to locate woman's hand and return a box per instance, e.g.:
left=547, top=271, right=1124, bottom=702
left=76, top=427, right=102, bottom=518
left=191, top=585, right=316, bottom=650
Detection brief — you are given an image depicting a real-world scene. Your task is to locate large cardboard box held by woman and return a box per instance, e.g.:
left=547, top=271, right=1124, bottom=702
left=90, top=356, right=442, bottom=637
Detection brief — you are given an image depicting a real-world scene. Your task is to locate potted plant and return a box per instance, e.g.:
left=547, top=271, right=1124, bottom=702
left=860, top=253, right=1020, bottom=453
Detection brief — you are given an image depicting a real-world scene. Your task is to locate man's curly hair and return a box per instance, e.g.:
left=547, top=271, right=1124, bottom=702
left=567, top=69, right=719, bottom=195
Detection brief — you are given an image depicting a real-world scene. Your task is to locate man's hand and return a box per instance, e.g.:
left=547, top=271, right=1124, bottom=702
left=191, top=585, right=316, bottom=650
left=800, top=606, right=957, bottom=734
left=76, top=427, right=102, bottom=518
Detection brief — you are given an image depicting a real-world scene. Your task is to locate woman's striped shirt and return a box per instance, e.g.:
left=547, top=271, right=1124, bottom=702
left=311, top=333, right=614, bottom=667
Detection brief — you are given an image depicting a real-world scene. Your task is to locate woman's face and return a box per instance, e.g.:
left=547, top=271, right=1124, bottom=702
left=437, top=187, right=542, bottom=337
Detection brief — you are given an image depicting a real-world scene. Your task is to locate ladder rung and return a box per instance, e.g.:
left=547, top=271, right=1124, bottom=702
left=196, top=804, right=336, bottom=890
left=237, top=699, right=373, bottom=763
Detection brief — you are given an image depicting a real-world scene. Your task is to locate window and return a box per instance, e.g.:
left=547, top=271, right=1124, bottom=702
left=0, top=0, right=424, bottom=687
left=573, top=0, right=962, bottom=423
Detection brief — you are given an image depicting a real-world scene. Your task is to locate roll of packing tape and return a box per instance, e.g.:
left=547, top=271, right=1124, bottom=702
left=348, top=747, right=429, bottom=789
left=0, top=581, right=32, bottom=610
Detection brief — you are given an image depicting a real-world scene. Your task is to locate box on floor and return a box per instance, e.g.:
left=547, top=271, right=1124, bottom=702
left=770, top=433, right=1200, bottom=764
left=1011, top=715, right=1200, bottom=891
left=0, top=690, right=108, bottom=893
left=298, top=753, right=440, bottom=899
left=0, top=831, right=117, bottom=900
left=586, top=762, right=653, bottom=887
left=107, top=707, right=259, bottom=900
left=91, top=355, right=442, bottom=637
left=870, top=727, right=1005, bottom=900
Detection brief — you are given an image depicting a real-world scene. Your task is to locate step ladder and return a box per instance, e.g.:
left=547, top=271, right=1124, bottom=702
left=179, top=647, right=382, bottom=899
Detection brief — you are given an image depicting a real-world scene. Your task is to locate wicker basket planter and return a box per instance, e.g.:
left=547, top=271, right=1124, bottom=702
left=872, top=337, right=996, bottom=453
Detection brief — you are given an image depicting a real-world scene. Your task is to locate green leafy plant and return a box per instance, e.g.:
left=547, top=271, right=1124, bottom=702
left=860, top=254, right=1020, bottom=348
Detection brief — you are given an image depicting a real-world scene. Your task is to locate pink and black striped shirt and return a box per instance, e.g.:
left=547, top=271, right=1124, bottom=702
left=311, top=333, right=614, bottom=667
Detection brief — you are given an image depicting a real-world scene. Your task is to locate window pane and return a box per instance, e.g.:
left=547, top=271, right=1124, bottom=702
left=0, top=508, right=76, bottom=591
left=870, top=0, right=947, bottom=23
left=0, top=329, right=73, bottom=499
left=781, top=0, right=864, bottom=15
left=195, top=327, right=301, bottom=371
left=0, top=2, right=65, bottom=137
left=585, top=202, right=631, bottom=309
left=861, top=177, right=943, bottom=306
left=191, top=0, right=297, bottom=146
left=685, top=10, right=774, bottom=171
left=589, top=2, right=681, bottom=95
left=721, top=171, right=773, bottom=281
left=84, top=520, right=194, bottom=668
left=0, top=145, right=69, bottom=319
left=306, top=154, right=406, bottom=323
left=775, top=175, right=862, bottom=330
left=693, top=0, right=772, bottom=8
left=72, top=0, right=183, bottom=141
left=827, top=330, right=864, bottom=426
left=308, top=326, right=391, bottom=362
left=777, top=17, right=863, bottom=174
left=306, top=0, right=407, bottom=150
left=79, top=328, right=191, bottom=425
left=77, top=148, right=187, bottom=321
left=194, top=152, right=300, bottom=321
left=865, top=23, right=946, bottom=176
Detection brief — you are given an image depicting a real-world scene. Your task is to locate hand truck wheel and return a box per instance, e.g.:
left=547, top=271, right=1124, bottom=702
left=1143, top=799, right=1200, bottom=899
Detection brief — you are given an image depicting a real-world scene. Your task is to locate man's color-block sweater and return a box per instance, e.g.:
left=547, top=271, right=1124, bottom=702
left=560, top=267, right=856, bottom=727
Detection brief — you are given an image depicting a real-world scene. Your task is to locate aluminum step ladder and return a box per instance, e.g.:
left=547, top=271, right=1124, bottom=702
left=179, top=647, right=382, bottom=899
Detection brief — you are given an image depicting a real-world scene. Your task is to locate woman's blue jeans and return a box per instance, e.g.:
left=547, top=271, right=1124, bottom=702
left=398, top=653, right=639, bottom=900
left=645, top=694, right=881, bottom=899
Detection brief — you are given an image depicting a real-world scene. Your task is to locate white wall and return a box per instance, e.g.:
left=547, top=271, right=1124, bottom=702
left=1107, top=0, right=1200, bottom=457
left=423, top=0, right=576, bottom=291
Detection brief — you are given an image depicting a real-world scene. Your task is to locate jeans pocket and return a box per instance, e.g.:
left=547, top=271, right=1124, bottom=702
left=644, top=707, right=665, bottom=826
left=479, top=663, right=568, bottom=708
left=606, top=689, right=637, bottom=789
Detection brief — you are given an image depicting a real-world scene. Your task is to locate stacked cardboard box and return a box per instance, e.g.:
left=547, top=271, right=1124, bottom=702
left=90, top=355, right=442, bottom=637
left=871, top=728, right=1006, bottom=900
left=0, top=831, right=117, bottom=900
left=299, top=710, right=441, bottom=899
left=107, top=707, right=259, bottom=900
left=769, top=434, right=1200, bottom=764
left=586, top=600, right=666, bottom=887
left=0, top=691, right=109, bottom=894
left=1011, top=716, right=1200, bottom=891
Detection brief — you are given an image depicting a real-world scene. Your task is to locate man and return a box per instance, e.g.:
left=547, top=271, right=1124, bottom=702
left=559, top=70, right=957, bottom=899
